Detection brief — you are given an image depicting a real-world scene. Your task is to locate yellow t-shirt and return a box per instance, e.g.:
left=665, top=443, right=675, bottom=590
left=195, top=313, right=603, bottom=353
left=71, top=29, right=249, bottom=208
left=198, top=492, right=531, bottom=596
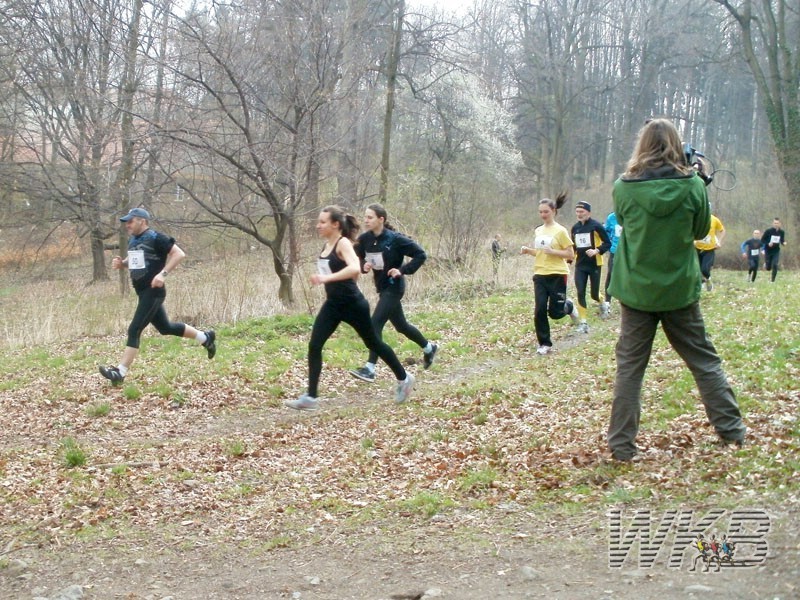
left=694, top=215, right=724, bottom=251
left=532, top=222, right=573, bottom=275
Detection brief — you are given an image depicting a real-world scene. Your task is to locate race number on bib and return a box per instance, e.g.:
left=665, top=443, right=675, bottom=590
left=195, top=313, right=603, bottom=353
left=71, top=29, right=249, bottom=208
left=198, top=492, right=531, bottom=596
left=127, top=250, right=145, bottom=270
left=365, top=252, right=385, bottom=270
left=534, top=235, right=553, bottom=250
left=575, top=233, right=592, bottom=248
left=751, top=249, right=759, bottom=256
left=771, top=235, right=781, bottom=245
left=316, top=258, right=332, bottom=276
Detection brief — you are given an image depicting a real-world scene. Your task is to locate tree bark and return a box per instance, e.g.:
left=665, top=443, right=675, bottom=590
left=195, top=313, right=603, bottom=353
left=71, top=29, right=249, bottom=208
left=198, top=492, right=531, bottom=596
left=379, top=0, right=405, bottom=204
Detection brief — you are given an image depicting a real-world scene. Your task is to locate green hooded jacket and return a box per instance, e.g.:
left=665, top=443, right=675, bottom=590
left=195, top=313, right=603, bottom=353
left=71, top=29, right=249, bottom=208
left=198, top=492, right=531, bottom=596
left=608, top=168, right=710, bottom=311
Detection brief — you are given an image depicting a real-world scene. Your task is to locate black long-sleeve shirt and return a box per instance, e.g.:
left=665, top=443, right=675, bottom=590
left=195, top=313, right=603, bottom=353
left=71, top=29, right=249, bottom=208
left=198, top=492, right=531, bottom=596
left=761, top=227, right=786, bottom=254
left=570, top=217, right=611, bottom=269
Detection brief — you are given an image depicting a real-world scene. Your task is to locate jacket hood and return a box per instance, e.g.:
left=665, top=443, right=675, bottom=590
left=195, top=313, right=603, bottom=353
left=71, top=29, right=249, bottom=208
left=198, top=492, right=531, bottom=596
left=618, top=167, right=699, bottom=218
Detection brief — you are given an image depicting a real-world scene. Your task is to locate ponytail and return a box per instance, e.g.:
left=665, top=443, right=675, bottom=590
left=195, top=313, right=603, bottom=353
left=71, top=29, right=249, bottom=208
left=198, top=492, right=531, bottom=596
left=322, top=205, right=361, bottom=241
left=539, top=190, right=569, bottom=214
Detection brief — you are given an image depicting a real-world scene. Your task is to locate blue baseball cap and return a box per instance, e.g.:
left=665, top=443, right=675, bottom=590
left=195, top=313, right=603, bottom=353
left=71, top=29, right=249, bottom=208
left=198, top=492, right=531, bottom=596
left=120, top=207, right=151, bottom=222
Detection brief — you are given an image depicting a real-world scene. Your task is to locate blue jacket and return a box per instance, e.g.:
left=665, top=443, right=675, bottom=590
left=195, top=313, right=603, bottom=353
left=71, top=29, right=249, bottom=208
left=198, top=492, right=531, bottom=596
left=605, top=212, right=621, bottom=255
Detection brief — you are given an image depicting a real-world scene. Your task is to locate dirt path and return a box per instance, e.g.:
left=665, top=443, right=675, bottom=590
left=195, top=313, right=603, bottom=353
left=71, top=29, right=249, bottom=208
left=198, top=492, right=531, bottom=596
left=3, top=508, right=798, bottom=599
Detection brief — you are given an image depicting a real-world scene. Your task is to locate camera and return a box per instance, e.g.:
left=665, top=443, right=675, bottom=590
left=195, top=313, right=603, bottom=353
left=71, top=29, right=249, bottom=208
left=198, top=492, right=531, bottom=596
left=683, top=143, right=713, bottom=186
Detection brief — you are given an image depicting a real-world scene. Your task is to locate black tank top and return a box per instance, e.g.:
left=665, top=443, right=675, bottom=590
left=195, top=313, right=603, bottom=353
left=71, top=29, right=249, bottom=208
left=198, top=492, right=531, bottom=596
left=319, top=238, right=361, bottom=303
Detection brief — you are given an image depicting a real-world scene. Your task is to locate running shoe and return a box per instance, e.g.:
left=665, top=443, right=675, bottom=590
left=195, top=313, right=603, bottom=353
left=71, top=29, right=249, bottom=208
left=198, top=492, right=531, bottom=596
left=576, top=321, right=590, bottom=334
left=567, top=300, right=580, bottom=325
left=536, top=345, right=552, bottom=355
left=203, top=330, right=217, bottom=359
left=349, top=367, right=375, bottom=383
left=395, top=373, right=415, bottom=404
left=284, top=393, right=319, bottom=411
left=99, top=365, right=124, bottom=384
left=423, top=344, right=439, bottom=369
left=705, top=280, right=713, bottom=292
left=599, top=302, right=610, bottom=320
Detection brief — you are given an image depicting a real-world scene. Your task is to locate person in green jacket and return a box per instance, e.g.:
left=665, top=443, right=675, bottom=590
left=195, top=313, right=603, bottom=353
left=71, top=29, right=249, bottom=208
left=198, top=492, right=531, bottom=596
left=606, top=118, right=745, bottom=461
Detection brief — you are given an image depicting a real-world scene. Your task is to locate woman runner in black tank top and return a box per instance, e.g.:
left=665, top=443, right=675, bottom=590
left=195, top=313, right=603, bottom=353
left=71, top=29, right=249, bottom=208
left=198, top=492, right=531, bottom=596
left=284, top=205, right=416, bottom=410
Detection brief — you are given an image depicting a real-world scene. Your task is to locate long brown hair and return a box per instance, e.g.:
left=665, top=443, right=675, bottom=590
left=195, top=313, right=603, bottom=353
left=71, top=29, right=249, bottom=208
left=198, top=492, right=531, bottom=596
left=321, top=205, right=360, bottom=241
left=624, top=118, right=692, bottom=179
left=366, top=203, right=396, bottom=231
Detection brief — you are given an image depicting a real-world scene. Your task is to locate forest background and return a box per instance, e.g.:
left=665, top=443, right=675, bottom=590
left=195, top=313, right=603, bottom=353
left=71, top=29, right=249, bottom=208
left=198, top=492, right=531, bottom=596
left=0, top=0, right=798, bottom=317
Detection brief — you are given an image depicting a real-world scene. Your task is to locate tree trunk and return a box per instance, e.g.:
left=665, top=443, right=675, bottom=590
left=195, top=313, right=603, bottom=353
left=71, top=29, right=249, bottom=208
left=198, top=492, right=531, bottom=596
left=379, top=0, right=405, bottom=204
left=91, top=231, right=109, bottom=282
left=115, top=0, right=143, bottom=295
left=712, top=0, right=800, bottom=224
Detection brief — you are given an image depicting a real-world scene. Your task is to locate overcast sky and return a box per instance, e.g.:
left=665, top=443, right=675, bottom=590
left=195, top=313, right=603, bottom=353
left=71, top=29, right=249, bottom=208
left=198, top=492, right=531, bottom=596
left=408, top=0, right=470, bottom=16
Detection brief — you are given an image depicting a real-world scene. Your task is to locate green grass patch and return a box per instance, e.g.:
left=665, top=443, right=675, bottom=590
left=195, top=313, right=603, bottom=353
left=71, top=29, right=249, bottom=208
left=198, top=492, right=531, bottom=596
left=459, top=467, right=498, bottom=493
left=399, top=491, right=456, bottom=517
left=122, top=386, right=141, bottom=400
left=85, top=402, right=111, bottom=417
left=60, top=437, right=87, bottom=468
left=225, top=439, right=247, bottom=458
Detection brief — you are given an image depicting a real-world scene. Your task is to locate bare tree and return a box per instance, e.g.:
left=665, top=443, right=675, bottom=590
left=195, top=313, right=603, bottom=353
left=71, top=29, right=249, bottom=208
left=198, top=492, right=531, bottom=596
left=710, top=0, right=800, bottom=221
left=510, top=0, right=620, bottom=195
left=1, top=0, right=793, bottom=282
left=1, top=0, right=156, bottom=282
left=157, top=0, right=361, bottom=304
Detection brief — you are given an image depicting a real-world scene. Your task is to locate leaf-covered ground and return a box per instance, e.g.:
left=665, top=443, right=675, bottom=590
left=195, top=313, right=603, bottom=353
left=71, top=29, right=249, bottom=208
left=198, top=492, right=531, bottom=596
left=1, top=270, right=799, bottom=598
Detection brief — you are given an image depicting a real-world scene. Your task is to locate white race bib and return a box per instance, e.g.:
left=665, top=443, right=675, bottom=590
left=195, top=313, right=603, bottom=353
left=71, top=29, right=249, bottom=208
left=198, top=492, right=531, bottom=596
left=700, top=235, right=712, bottom=245
left=365, top=252, right=385, bottom=270
left=316, top=258, right=332, bottom=276
left=615, top=224, right=623, bottom=237
left=770, top=235, right=781, bottom=245
left=128, top=250, right=145, bottom=270
left=750, top=249, right=759, bottom=256
left=534, top=235, right=553, bottom=250
left=575, top=232, right=592, bottom=248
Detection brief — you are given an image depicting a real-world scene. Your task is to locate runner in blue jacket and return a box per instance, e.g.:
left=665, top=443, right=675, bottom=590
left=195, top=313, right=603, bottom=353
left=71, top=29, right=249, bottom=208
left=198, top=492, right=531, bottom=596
left=604, top=212, right=621, bottom=304
left=740, top=230, right=762, bottom=283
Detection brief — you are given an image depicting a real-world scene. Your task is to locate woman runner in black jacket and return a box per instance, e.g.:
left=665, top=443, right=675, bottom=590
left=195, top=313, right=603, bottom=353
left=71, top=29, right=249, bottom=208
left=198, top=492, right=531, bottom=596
left=349, top=204, right=438, bottom=383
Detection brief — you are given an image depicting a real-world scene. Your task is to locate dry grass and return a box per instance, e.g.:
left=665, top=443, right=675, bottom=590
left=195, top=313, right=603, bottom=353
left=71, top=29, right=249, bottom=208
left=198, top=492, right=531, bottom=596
left=0, top=244, right=532, bottom=350
left=0, top=252, right=288, bottom=349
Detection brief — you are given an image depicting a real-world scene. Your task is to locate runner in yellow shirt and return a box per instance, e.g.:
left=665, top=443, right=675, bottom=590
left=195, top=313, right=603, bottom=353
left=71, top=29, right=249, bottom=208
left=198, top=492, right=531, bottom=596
left=520, top=192, right=580, bottom=355
left=694, top=214, right=725, bottom=291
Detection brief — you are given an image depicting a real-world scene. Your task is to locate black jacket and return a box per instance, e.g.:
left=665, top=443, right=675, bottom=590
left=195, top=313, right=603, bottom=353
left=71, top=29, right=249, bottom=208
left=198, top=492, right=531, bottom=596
left=355, top=229, right=426, bottom=294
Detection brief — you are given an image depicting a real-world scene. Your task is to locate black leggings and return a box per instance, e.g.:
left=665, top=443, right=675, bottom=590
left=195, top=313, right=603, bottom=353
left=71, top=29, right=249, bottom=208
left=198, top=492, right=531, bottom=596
left=697, top=249, right=715, bottom=281
left=367, top=290, right=428, bottom=365
left=533, top=274, right=571, bottom=347
left=575, top=266, right=601, bottom=308
left=765, top=252, right=780, bottom=281
left=604, top=252, right=615, bottom=302
left=308, top=296, right=406, bottom=397
left=127, top=287, right=186, bottom=348
left=747, top=258, right=759, bottom=282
